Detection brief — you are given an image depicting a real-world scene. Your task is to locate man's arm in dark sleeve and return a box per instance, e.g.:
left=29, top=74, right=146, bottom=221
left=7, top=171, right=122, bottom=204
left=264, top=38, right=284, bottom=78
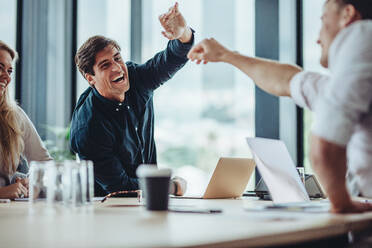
left=70, top=125, right=139, bottom=194
left=134, top=29, right=195, bottom=91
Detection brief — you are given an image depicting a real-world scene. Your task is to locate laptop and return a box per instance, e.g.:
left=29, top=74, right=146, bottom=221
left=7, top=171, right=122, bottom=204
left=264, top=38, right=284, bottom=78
left=177, top=157, right=255, bottom=199
left=246, top=137, right=310, bottom=203
left=246, top=137, right=330, bottom=212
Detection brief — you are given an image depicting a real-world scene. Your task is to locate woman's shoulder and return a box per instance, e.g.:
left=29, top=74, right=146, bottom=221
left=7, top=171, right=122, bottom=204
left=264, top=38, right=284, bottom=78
left=13, top=105, right=35, bottom=131
left=14, top=105, right=28, bottom=120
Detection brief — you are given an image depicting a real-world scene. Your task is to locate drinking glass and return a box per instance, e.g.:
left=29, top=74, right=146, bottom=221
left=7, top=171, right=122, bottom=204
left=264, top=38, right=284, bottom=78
left=29, top=161, right=54, bottom=203
left=79, top=160, right=94, bottom=204
left=46, top=162, right=65, bottom=205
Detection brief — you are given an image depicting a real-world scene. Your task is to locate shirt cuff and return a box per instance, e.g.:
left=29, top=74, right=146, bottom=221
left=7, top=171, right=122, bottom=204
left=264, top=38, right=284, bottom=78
left=171, top=28, right=195, bottom=57
left=289, top=71, right=307, bottom=108
left=312, top=99, right=354, bottom=146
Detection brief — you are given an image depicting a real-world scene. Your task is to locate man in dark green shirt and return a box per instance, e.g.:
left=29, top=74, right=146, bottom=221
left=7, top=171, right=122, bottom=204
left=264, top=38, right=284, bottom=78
left=70, top=3, right=192, bottom=196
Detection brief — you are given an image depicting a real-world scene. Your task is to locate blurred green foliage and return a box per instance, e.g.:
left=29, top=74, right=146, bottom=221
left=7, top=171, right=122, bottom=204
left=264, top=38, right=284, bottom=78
left=43, top=125, right=75, bottom=162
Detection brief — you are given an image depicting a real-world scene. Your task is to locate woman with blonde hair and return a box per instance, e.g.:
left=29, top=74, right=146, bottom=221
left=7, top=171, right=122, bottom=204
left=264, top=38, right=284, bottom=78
left=0, top=40, right=51, bottom=199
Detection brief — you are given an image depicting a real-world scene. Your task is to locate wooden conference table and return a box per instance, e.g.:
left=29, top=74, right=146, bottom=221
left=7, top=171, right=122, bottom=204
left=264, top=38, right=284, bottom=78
left=0, top=197, right=372, bottom=248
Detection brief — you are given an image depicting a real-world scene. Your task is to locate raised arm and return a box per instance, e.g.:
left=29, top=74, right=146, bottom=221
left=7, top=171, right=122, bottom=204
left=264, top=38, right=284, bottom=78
left=135, top=2, right=194, bottom=91
left=187, top=38, right=302, bottom=97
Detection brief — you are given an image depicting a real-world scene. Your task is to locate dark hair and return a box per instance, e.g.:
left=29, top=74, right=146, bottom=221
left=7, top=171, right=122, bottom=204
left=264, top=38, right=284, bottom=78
left=0, top=40, right=18, bottom=61
left=335, top=0, right=372, bottom=19
left=75, top=35, right=121, bottom=78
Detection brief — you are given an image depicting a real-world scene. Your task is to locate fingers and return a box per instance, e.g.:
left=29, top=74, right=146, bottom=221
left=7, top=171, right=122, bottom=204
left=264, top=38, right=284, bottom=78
left=188, top=38, right=225, bottom=64
left=23, top=178, right=29, bottom=189
left=160, top=2, right=180, bottom=23
left=161, top=5, right=175, bottom=22
left=17, top=182, right=28, bottom=198
left=360, top=201, right=372, bottom=212
left=187, top=45, right=206, bottom=62
left=158, top=14, right=174, bottom=38
left=15, top=177, right=29, bottom=188
left=167, top=2, right=178, bottom=14
left=9, top=183, right=26, bottom=199
left=22, top=184, right=28, bottom=197
left=172, top=176, right=187, bottom=196
left=161, top=31, right=174, bottom=40
left=187, top=44, right=202, bottom=58
left=174, top=2, right=179, bottom=13
left=331, top=201, right=372, bottom=213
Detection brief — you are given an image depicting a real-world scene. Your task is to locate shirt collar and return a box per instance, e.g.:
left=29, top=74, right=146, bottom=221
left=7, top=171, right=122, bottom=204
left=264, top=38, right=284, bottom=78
left=92, top=87, right=128, bottom=112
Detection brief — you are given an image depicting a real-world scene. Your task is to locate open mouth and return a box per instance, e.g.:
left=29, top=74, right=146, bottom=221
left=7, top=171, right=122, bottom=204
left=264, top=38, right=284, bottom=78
left=0, top=82, right=6, bottom=89
left=112, top=75, right=125, bottom=83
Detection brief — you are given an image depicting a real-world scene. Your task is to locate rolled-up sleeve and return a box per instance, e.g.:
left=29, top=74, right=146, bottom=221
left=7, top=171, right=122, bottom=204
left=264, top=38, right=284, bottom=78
left=312, top=22, right=372, bottom=146
left=290, top=71, right=329, bottom=110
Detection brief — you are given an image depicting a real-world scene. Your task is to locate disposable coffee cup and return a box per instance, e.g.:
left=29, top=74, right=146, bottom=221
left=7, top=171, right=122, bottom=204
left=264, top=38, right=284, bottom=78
left=137, top=165, right=171, bottom=211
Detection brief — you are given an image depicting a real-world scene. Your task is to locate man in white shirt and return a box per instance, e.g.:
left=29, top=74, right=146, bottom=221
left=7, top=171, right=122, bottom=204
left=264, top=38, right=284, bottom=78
left=187, top=0, right=372, bottom=213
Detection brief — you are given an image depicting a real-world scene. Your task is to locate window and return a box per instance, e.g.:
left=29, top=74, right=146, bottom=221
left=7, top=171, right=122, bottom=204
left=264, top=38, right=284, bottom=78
left=0, top=0, right=17, bottom=99
left=13, top=0, right=79, bottom=158
left=142, top=0, right=256, bottom=193
left=302, top=0, right=327, bottom=173
left=76, top=0, right=131, bottom=97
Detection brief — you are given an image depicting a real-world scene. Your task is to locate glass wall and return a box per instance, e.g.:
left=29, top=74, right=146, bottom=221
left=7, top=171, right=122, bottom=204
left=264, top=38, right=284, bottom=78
left=302, top=0, right=327, bottom=173
left=0, top=0, right=17, bottom=99
left=77, top=0, right=131, bottom=97
left=142, top=0, right=256, bottom=193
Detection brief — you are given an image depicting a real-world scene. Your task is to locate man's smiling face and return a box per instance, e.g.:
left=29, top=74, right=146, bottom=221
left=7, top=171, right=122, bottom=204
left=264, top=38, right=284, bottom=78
left=86, top=45, right=129, bottom=102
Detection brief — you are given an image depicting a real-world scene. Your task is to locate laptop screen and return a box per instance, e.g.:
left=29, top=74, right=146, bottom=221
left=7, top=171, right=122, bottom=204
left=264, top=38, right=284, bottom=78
left=246, top=137, right=310, bottom=203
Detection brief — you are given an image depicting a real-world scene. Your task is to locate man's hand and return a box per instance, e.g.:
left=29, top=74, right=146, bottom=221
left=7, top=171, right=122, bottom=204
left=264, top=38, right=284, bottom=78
left=0, top=182, right=28, bottom=199
left=187, top=38, right=231, bottom=64
left=159, top=2, right=192, bottom=43
left=331, top=200, right=372, bottom=214
left=311, top=134, right=372, bottom=214
left=171, top=176, right=187, bottom=196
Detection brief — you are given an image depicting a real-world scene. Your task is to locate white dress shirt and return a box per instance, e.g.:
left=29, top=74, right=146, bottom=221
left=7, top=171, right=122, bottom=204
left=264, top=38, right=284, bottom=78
left=290, top=20, right=372, bottom=197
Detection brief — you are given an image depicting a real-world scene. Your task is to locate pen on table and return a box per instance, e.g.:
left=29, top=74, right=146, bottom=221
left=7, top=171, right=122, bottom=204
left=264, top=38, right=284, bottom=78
left=169, top=208, right=223, bottom=214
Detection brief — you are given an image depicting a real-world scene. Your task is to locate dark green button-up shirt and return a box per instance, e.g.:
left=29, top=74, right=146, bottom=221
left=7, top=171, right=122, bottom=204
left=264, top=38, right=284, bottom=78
left=70, top=35, right=194, bottom=196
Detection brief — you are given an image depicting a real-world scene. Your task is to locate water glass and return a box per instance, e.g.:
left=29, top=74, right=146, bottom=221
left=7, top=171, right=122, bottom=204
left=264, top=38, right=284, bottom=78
left=69, top=160, right=94, bottom=206
left=72, top=161, right=86, bottom=206
left=46, top=162, right=65, bottom=205
left=30, top=160, right=95, bottom=207
left=29, top=161, right=54, bottom=203
left=79, top=160, right=94, bottom=204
